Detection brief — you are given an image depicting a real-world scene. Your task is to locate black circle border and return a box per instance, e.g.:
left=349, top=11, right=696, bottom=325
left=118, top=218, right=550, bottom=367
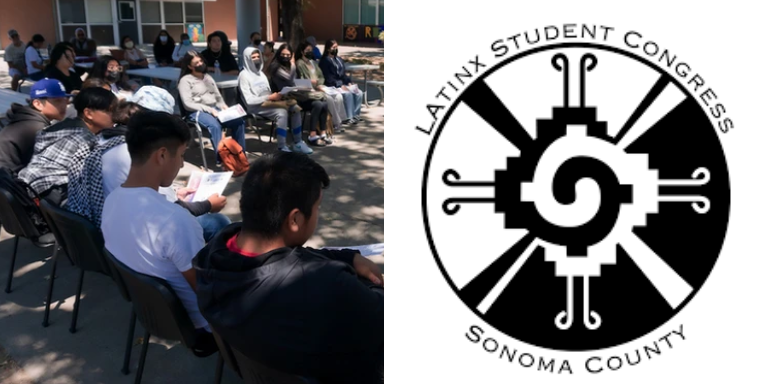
left=421, top=41, right=732, bottom=352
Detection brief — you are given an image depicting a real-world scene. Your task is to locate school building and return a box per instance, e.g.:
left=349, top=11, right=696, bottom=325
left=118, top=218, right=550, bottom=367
left=0, top=0, right=383, bottom=49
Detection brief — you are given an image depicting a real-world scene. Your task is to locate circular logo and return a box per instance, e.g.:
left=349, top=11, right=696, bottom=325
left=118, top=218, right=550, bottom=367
left=422, top=43, right=730, bottom=351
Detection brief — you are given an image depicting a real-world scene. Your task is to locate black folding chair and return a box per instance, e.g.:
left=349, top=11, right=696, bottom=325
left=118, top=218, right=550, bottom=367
left=103, top=250, right=137, bottom=375
left=104, top=251, right=217, bottom=384
left=212, top=330, right=242, bottom=384
left=228, top=345, right=320, bottom=384
left=177, top=94, right=211, bottom=171
left=38, top=200, right=112, bottom=332
left=0, top=177, right=57, bottom=293
left=236, top=86, right=278, bottom=142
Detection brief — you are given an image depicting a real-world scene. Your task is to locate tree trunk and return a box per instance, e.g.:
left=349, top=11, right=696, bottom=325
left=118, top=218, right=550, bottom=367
left=281, top=0, right=305, bottom=50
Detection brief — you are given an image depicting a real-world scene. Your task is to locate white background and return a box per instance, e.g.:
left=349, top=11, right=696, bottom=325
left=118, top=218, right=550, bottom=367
left=385, top=0, right=768, bottom=382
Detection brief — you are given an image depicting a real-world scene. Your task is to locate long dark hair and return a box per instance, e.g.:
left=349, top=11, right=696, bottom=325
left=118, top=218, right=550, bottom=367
left=119, top=35, right=134, bottom=50
left=47, top=42, right=74, bottom=71
left=27, top=34, right=45, bottom=49
left=295, top=42, right=312, bottom=62
left=321, top=39, right=339, bottom=59
left=179, top=51, right=200, bottom=80
left=154, top=30, right=175, bottom=47
left=90, top=55, right=130, bottom=89
left=266, top=44, right=291, bottom=78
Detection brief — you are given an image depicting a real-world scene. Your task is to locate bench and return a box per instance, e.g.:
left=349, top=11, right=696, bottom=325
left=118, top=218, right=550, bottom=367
left=368, top=80, right=384, bottom=106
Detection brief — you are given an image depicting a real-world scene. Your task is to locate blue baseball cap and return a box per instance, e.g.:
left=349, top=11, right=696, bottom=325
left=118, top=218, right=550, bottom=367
left=30, top=78, right=72, bottom=99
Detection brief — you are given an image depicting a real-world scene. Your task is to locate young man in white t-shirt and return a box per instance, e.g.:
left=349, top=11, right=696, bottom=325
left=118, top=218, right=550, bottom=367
left=101, top=111, right=217, bottom=356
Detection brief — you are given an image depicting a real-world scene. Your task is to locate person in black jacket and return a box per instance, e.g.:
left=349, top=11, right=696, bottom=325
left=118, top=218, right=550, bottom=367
left=0, top=79, right=70, bottom=173
left=193, top=152, right=384, bottom=384
left=200, top=31, right=239, bottom=76
left=44, top=43, right=83, bottom=94
left=319, top=39, right=363, bottom=124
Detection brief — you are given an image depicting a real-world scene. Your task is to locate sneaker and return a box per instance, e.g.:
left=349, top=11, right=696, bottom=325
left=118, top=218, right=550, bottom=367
left=335, top=125, right=346, bottom=133
left=278, top=145, right=292, bottom=153
left=354, top=115, right=364, bottom=122
left=350, top=118, right=359, bottom=125
left=321, top=135, right=334, bottom=145
left=309, top=138, right=328, bottom=147
left=293, top=142, right=314, bottom=154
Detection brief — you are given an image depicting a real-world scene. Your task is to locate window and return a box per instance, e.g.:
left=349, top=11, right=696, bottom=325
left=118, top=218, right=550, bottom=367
left=139, top=1, right=206, bottom=44
left=163, top=2, right=183, bottom=23
left=185, top=2, right=203, bottom=23
left=343, top=0, right=383, bottom=25
left=60, top=0, right=86, bottom=24
left=119, top=1, right=136, bottom=21
left=140, top=1, right=161, bottom=23
left=88, top=0, right=113, bottom=23
left=58, top=0, right=116, bottom=45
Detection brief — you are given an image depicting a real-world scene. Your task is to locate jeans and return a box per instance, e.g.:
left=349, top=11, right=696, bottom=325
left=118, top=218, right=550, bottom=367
left=196, top=213, right=231, bottom=243
left=297, top=100, right=328, bottom=134
left=342, top=91, right=363, bottom=118
left=190, top=111, right=246, bottom=163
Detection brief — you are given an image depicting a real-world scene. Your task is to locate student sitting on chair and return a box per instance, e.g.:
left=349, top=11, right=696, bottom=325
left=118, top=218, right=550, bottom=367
left=18, top=87, right=116, bottom=206
left=239, top=47, right=312, bottom=154
left=194, top=152, right=384, bottom=384
left=178, top=51, right=246, bottom=167
left=102, top=111, right=218, bottom=357
left=0, top=79, right=69, bottom=173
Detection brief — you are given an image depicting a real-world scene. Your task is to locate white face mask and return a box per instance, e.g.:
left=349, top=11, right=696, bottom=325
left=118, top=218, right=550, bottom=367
left=125, top=41, right=134, bottom=49
left=160, top=36, right=168, bottom=43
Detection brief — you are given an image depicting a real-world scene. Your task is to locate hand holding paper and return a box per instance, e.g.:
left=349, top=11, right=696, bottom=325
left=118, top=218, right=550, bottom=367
left=185, top=171, right=233, bottom=202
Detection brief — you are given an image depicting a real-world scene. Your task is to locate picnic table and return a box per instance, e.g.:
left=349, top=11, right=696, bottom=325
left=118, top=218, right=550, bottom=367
left=125, top=67, right=239, bottom=89
left=0, top=88, right=31, bottom=127
left=75, top=60, right=129, bottom=69
left=345, top=64, right=379, bottom=107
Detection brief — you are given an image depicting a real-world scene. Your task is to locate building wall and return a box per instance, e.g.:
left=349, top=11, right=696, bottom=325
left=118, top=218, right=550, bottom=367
left=0, top=0, right=57, bottom=49
left=203, top=0, right=342, bottom=46
left=303, top=0, right=343, bottom=43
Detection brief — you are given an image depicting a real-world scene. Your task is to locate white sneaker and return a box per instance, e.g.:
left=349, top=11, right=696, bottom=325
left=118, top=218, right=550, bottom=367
left=278, top=145, right=292, bottom=153
left=293, top=142, right=314, bottom=154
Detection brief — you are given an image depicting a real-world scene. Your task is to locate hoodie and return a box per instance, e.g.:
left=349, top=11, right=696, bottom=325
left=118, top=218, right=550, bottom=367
left=193, top=223, right=384, bottom=384
left=238, top=46, right=273, bottom=109
left=0, top=103, right=51, bottom=173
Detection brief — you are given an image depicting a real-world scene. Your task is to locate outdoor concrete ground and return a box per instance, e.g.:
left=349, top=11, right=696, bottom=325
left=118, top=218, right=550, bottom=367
left=0, top=43, right=383, bottom=383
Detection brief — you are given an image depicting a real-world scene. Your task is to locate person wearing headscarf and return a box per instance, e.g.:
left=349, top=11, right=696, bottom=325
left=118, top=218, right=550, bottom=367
left=70, top=28, right=98, bottom=57
left=239, top=47, right=311, bottom=154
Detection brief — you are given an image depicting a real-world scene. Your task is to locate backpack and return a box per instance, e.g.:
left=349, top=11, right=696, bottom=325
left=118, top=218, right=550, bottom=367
left=217, top=137, right=250, bottom=177
left=0, top=168, right=50, bottom=237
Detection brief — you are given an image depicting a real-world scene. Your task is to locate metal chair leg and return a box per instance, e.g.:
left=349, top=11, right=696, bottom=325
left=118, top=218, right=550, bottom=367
left=5, top=236, right=19, bottom=293
left=42, top=244, right=60, bottom=327
left=122, top=308, right=136, bottom=375
left=69, top=269, right=85, bottom=333
left=269, top=120, right=276, bottom=143
left=215, top=353, right=224, bottom=384
left=135, top=330, right=151, bottom=384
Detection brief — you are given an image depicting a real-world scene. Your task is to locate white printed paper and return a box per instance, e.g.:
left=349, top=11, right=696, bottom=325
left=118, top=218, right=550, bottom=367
left=294, top=78, right=313, bottom=90
left=217, top=104, right=246, bottom=123
left=185, top=171, right=233, bottom=202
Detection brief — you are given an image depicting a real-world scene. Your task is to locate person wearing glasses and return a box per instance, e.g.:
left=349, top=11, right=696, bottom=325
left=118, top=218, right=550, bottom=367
left=88, top=55, right=139, bottom=98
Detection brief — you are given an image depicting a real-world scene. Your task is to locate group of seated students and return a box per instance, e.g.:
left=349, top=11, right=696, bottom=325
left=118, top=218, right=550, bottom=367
left=0, top=78, right=383, bottom=382
left=6, top=27, right=365, bottom=156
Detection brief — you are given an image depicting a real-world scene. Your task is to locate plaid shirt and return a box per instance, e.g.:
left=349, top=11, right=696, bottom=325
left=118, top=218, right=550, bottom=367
left=18, top=118, right=98, bottom=195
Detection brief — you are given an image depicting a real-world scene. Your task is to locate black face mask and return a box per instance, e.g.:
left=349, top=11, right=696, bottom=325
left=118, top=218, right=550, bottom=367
left=278, top=56, right=291, bottom=65
left=331, top=49, right=338, bottom=55
left=106, top=70, right=121, bottom=82
left=304, top=52, right=314, bottom=59
left=253, top=39, right=261, bottom=46
left=252, top=59, right=262, bottom=68
left=194, top=63, right=207, bottom=73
